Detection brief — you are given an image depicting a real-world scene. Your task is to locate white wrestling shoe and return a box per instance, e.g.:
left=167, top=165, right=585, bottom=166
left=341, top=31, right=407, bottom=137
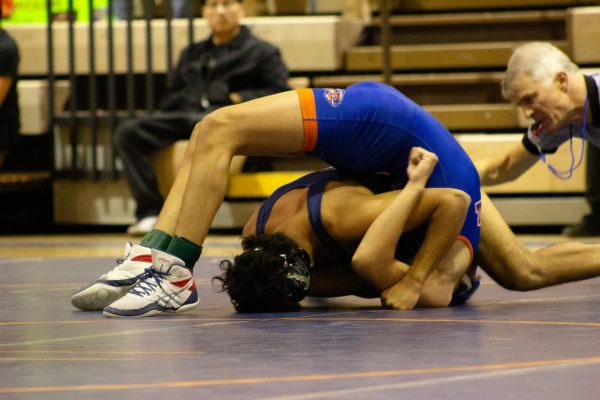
left=70, top=243, right=152, bottom=311
left=103, top=249, right=199, bottom=318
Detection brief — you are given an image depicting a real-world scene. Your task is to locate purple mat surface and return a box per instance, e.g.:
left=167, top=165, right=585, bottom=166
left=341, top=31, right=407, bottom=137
left=0, top=256, right=599, bottom=399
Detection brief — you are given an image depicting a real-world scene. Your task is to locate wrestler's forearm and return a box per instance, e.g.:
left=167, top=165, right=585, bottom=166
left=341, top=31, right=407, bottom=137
left=351, top=181, right=425, bottom=289
left=404, top=190, right=469, bottom=286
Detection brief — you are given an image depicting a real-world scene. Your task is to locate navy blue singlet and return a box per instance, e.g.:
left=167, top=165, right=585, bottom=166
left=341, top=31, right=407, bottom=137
left=255, top=169, right=428, bottom=263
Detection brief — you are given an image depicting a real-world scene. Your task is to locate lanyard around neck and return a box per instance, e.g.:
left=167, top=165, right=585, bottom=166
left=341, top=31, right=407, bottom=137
left=538, top=97, right=588, bottom=180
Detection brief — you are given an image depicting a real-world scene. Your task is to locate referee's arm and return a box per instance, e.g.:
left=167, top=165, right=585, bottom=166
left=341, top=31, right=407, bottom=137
left=475, top=142, right=538, bottom=186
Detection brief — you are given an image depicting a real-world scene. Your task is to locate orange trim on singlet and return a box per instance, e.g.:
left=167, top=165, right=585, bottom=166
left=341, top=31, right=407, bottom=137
left=457, top=235, right=474, bottom=264
left=296, top=88, right=318, bottom=152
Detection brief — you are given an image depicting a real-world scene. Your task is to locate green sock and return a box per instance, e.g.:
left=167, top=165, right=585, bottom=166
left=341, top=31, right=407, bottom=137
left=165, top=235, right=203, bottom=270
left=140, top=229, right=172, bottom=251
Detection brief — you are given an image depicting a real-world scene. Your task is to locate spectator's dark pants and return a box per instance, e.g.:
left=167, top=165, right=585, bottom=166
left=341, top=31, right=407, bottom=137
left=115, top=112, right=206, bottom=220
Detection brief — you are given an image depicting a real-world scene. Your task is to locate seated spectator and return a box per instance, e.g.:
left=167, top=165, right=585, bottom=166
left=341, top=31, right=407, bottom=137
left=0, top=0, right=19, bottom=168
left=115, top=0, right=289, bottom=235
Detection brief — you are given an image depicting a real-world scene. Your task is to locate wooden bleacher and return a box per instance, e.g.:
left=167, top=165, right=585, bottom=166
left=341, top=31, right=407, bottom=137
left=346, top=41, right=569, bottom=71
left=118, top=2, right=600, bottom=225
left=394, top=0, right=599, bottom=11
left=217, top=1, right=600, bottom=226
left=6, top=16, right=363, bottom=75
left=344, top=1, right=598, bottom=225
left=6, top=16, right=363, bottom=226
left=7, top=1, right=600, bottom=228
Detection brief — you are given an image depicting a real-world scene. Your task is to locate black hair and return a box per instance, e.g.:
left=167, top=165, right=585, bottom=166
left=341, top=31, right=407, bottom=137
left=213, top=233, right=304, bottom=313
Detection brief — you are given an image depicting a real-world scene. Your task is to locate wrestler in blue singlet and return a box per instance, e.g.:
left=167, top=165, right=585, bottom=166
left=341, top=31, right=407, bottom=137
left=297, top=82, right=481, bottom=256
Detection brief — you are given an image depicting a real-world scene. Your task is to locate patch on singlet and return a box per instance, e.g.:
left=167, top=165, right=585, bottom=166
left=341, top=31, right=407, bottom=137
left=323, top=88, right=345, bottom=107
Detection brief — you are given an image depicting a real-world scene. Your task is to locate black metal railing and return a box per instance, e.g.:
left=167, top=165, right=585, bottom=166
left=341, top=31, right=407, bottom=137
left=46, top=0, right=197, bottom=180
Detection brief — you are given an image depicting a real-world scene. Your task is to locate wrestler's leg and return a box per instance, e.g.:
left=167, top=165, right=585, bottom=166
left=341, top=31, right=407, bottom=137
left=152, top=122, right=202, bottom=234
left=154, top=91, right=305, bottom=239
left=478, top=190, right=600, bottom=290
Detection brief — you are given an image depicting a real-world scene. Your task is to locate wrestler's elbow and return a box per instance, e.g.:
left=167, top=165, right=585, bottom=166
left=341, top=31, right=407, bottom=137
left=351, top=250, right=383, bottom=286
left=352, top=251, right=403, bottom=292
left=439, top=189, right=471, bottom=220
left=351, top=250, right=375, bottom=277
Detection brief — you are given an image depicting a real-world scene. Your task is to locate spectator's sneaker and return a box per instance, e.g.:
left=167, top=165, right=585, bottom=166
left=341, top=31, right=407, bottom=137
left=126, top=215, right=158, bottom=236
left=71, top=243, right=152, bottom=311
left=103, top=249, right=198, bottom=317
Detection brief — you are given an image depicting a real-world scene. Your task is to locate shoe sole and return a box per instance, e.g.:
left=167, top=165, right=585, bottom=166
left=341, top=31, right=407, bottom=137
left=71, top=284, right=132, bottom=311
left=102, top=299, right=200, bottom=318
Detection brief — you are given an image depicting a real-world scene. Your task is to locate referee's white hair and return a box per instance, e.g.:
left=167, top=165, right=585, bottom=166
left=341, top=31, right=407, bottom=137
left=501, top=42, right=579, bottom=100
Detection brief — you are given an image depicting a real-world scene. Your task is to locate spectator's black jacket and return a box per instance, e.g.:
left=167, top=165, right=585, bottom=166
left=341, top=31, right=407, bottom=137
left=0, top=29, right=20, bottom=150
left=160, top=25, right=289, bottom=112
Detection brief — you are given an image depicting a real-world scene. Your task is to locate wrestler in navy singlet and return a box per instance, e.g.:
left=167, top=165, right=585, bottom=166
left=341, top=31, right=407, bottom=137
left=254, top=169, right=479, bottom=305
left=255, top=169, right=427, bottom=264
left=298, top=82, right=481, bottom=254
